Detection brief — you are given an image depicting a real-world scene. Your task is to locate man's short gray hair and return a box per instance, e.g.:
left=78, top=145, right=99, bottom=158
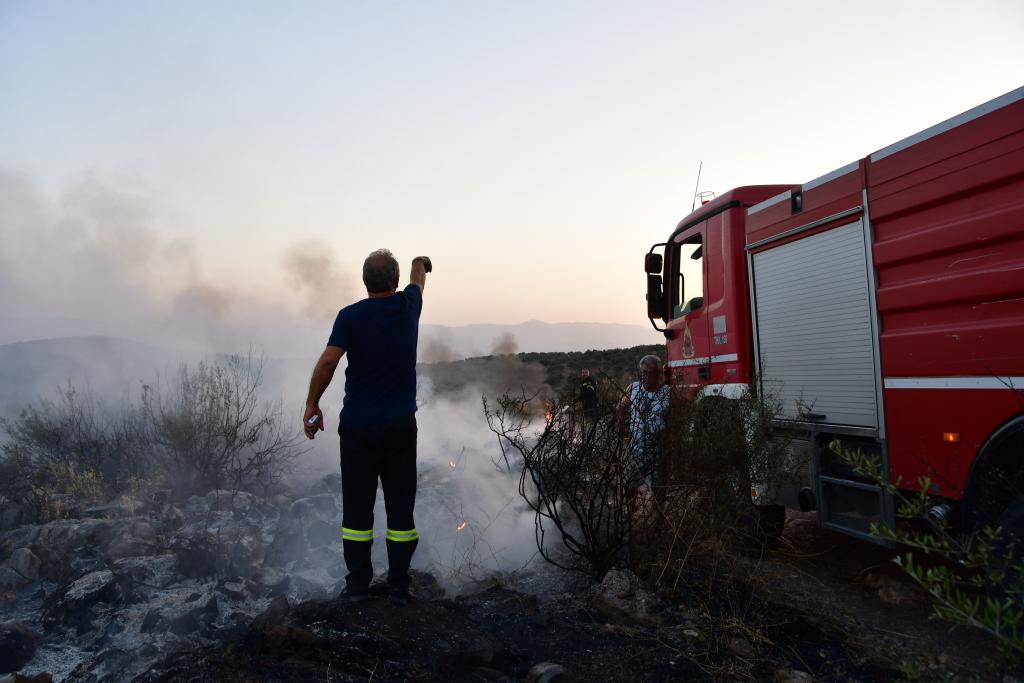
left=639, top=354, right=662, bottom=371
left=363, top=249, right=399, bottom=293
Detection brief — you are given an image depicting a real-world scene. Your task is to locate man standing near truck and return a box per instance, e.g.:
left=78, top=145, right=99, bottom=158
left=303, top=249, right=432, bottom=602
left=622, top=354, right=670, bottom=490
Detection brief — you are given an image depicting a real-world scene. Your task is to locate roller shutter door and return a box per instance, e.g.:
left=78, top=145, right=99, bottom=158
left=752, top=220, right=879, bottom=428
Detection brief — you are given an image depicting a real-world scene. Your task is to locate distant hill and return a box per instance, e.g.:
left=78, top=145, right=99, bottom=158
left=418, top=343, right=666, bottom=400
left=1, top=319, right=659, bottom=362
left=0, top=336, right=176, bottom=417
left=420, top=321, right=658, bottom=361
left=0, top=330, right=665, bottom=417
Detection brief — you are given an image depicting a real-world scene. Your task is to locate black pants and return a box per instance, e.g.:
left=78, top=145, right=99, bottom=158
left=339, top=413, right=418, bottom=592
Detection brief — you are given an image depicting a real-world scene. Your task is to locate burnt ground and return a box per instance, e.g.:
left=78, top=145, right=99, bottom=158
left=136, top=569, right=900, bottom=683
left=738, top=511, right=1006, bottom=680
left=126, top=513, right=1015, bottom=683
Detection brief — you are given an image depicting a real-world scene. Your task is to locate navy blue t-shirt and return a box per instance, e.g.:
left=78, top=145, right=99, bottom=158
left=328, top=284, right=422, bottom=428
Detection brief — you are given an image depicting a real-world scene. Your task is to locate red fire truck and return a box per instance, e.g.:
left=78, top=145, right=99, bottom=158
left=644, top=87, right=1024, bottom=543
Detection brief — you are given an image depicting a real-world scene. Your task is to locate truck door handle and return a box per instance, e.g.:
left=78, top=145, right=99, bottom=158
left=698, top=366, right=711, bottom=380
left=806, top=413, right=827, bottom=421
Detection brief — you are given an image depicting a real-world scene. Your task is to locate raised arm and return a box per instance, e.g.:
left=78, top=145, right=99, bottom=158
left=303, top=345, right=345, bottom=439
left=410, top=256, right=432, bottom=292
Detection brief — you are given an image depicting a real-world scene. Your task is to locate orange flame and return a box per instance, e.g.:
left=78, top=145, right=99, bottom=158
left=456, top=521, right=469, bottom=532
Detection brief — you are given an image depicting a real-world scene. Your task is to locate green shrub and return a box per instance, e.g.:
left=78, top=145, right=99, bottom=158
left=836, top=441, right=1023, bottom=674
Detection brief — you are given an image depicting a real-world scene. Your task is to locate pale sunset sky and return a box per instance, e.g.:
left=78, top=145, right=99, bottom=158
left=1, top=1, right=1022, bottom=336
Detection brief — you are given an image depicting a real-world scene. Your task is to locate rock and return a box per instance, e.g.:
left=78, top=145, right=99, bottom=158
left=168, top=592, right=219, bottom=636
left=306, top=519, right=339, bottom=549
left=19, top=517, right=122, bottom=579
left=205, top=490, right=257, bottom=516
left=268, top=494, right=342, bottom=567
left=260, top=569, right=291, bottom=598
left=0, top=674, right=53, bottom=683
left=303, top=546, right=344, bottom=575
left=775, top=669, right=815, bottom=683
left=289, top=494, right=338, bottom=519
left=7, top=549, right=41, bottom=582
left=42, top=569, right=121, bottom=633
left=527, top=662, right=572, bottom=683
left=0, top=569, right=29, bottom=591
left=252, top=595, right=290, bottom=627
left=410, top=569, right=446, bottom=600
left=67, top=647, right=131, bottom=682
left=106, top=519, right=158, bottom=559
left=111, top=554, right=178, bottom=589
left=455, top=636, right=496, bottom=667
left=0, top=503, right=25, bottom=532
left=64, top=570, right=119, bottom=605
left=0, top=622, right=37, bottom=674
left=83, top=497, right=144, bottom=519
left=160, top=505, right=185, bottom=530
left=170, top=516, right=265, bottom=579
left=592, top=569, right=661, bottom=626
left=150, top=489, right=172, bottom=507
left=307, top=473, right=341, bottom=496
left=140, top=609, right=170, bottom=634
left=865, top=567, right=921, bottom=607
left=217, top=578, right=248, bottom=601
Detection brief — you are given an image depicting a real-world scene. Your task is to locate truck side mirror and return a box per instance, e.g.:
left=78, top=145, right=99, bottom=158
left=644, top=253, right=663, bottom=274
left=647, top=274, right=665, bottom=320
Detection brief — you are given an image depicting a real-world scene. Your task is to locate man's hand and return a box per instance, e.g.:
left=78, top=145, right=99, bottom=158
left=303, top=404, right=324, bottom=440
left=304, top=345, right=343, bottom=440
left=411, top=256, right=432, bottom=291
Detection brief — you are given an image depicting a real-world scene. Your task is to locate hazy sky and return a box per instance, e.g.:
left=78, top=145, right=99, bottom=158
left=2, top=1, right=1022, bottom=330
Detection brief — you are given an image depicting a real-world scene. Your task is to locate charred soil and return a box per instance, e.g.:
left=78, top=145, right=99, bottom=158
left=138, top=568, right=901, bottom=683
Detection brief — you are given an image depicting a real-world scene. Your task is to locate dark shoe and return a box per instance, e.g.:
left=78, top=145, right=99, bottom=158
left=339, top=587, right=370, bottom=603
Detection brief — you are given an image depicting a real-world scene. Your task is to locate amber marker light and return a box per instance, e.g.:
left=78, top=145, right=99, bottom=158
left=942, top=432, right=960, bottom=443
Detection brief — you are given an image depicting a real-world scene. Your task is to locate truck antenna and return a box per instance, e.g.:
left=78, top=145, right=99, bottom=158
left=690, top=160, right=703, bottom=212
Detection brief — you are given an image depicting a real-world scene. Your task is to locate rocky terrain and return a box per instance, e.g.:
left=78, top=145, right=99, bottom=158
left=4, top=477, right=1015, bottom=682
left=1, top=478, right=907, bottom=683
left=0, top=480, right=358, bottom=681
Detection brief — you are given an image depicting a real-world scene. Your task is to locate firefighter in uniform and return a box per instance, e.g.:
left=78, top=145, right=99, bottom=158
left=577, top=367, right=599, bottom=419
left=303, top=249, right=431, bottom=602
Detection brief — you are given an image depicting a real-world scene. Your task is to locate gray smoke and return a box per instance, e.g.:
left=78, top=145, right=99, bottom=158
left=490, top=332, right=518, bottom=356
left=281, top=242, right=352, bottom=321
left=0, top=169, right=546, bottom=589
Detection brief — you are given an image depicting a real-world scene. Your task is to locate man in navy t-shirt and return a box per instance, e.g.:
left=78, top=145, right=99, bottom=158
left=303, top=249, right=431, bottom=601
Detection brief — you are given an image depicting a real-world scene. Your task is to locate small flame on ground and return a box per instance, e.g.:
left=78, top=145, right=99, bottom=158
left=448, top=460, right=457, bottom=469
left=456, top=521, right=469, bottom=532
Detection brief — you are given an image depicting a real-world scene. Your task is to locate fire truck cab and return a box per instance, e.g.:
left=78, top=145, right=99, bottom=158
left=646, top=87, right=1024, bottom=542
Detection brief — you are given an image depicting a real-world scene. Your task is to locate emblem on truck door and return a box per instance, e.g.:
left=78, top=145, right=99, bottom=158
left=682, top=322, right=695, bottom=358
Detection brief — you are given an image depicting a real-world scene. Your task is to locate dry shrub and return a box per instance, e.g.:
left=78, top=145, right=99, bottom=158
left=0, top=353, right=304, bottom=512
left=141, top=353, right=304, bottom=498
left=485, top=376, right=788, bottom=582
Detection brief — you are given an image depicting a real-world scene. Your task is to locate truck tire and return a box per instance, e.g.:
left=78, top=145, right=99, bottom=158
left=964, top=416, right=1024, bottom=533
